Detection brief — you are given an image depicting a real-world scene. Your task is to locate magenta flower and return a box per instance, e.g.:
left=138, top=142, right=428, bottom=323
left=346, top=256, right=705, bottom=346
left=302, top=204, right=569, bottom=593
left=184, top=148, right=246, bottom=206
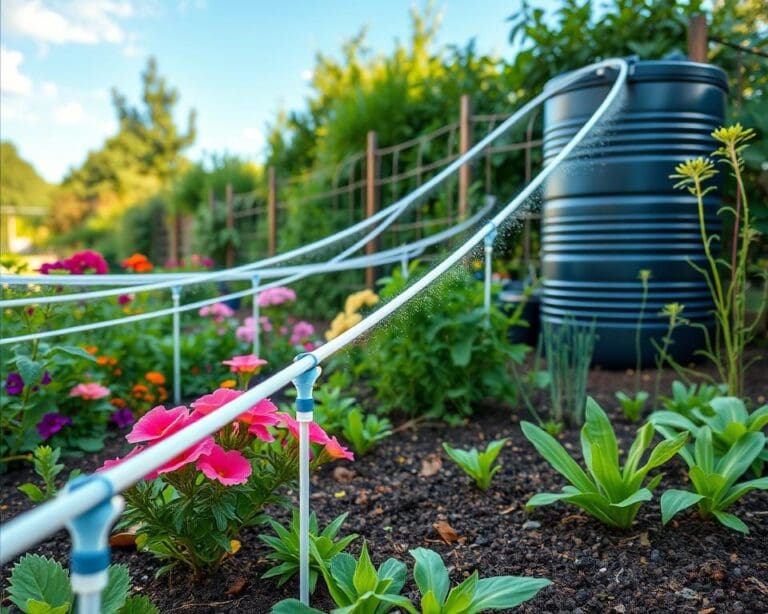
left=38, top=260, right=71, bottom=275
left=290, top=321, right=315, bottom=345
left=191, top=388, right=243, bottom=416
left=67, top=250, right=109, bottom=274
left=258, top=287, right=296, bottom=307
left=222, top=354, right=267, bottom=375
left=126, top=405, right=193, bottom=444
left=277, top=413, right=330, bottom=445
left=324, top=436, right=355, bottom=461
left=69, top=382, right=110, bottom=400
left=238, top=399, right=280, bottom=442
left=5, top=372, right=24, bottom=395
left=145, top=436, right=215, bottom=479
left=199, top=302, right=235, bottom=323
left=118, top=294, right=133, bottom=305
left=111, top=408, right=135, bottom=428
left=37, top=413, right=72, bottom=439
left=197, top=445, right=252, bottom=485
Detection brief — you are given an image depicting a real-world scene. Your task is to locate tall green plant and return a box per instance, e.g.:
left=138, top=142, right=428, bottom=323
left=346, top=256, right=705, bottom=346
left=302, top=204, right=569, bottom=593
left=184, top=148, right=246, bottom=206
left=670, top=125, right=767, bottom=396
left=541, top=318, right=596, bottom=427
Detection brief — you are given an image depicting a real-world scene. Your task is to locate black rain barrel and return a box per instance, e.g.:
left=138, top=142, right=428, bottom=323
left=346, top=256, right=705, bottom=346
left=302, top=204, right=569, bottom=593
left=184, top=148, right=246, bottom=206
left=541, top=59, right=728, bottom=368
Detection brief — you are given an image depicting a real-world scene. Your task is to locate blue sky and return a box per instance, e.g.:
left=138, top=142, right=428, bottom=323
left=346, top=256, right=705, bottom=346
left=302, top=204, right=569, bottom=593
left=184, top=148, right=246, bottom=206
left=0, top=1, right=539, bottom=184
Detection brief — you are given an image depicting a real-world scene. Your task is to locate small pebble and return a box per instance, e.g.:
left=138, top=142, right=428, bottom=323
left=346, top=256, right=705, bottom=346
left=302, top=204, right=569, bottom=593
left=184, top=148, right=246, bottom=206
left=650, top=549, right=661, bottom=562
left=522, top=520, right=541, bottom=530
left=676, top=588, right=698, bottom=600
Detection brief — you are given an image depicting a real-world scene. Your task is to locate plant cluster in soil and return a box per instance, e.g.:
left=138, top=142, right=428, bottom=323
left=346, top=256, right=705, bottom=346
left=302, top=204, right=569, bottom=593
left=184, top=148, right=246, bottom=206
left=1, top=363, right=767, bottom=613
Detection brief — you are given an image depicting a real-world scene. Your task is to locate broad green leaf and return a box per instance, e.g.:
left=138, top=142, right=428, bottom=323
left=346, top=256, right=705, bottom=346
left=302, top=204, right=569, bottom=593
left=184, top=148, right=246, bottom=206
left=377, top=558, right=407, bottom=596
left=8, top=555, right=73, bottom=612
left=16, top=357, right=43, bottom=388
left=45, top=346, right=97, bottom=363
left=25, top=601, right=69, bottom=614
left=329, top=553, right=357, bottom=605
left=443, top=571, right=478, bottom=613
left=623, top=423, right=654, bottom=479
left=119, top=595, right=160, bottom=614
left=373, top=593, right=418, bottom=613
left=102, top=564, right=131, bottom=614
left=638, top=432, right=688, bottom=476
left=710, top=397, right=748, bottom=428
left=715, top=432, right=765, bottom=485
left=694, top=427, right=714, bottom=473
left=610, top=488, right=652, bottom=508
left=525, top=492, right=576, bottom=507
left=410, top=548, right=449, bottom=604
left=270, top=599, right=325, bottom=614
left=720, top=477, right=768, bottom=509
left=552, top=492, right=618, bottom=527
left=747, top=405, right=768, bottom=430
left=712, top=510, right=749, bottom=534
left=468, top=576, right=551, bottom=612
left=583, top=398, right=619, bottom=467
left=450, top=333, right=476, bottom=367
left=648, top=411, right=699, bottom=435
left=588, top=442, right=624, bottom=501
left=420, top=590, right=442, bottom=614
left=18, top=483, right=46, bottom=503
left=660, top=489, right=704, bottom=524
left=521, top=422, right=595, bottom=493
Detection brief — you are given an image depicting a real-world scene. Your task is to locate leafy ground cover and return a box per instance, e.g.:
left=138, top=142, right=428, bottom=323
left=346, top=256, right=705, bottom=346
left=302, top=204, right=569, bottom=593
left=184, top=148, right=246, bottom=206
left=1, top=361, right=765, bottom=613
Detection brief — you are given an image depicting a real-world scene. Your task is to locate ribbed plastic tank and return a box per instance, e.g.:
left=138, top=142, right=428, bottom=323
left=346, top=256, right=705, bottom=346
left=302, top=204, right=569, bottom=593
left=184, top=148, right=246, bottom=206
left=541, top=59, right=728, bottom=368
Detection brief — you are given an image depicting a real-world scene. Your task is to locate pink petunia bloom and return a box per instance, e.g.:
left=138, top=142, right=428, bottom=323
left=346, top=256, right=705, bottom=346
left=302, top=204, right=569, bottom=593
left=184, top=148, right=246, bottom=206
left=238, top=399, right=280, bottom=442
left=145, top=436, right=216, bottom=479
left=117, top=294, right=133, bottom=305
left=200, top=302, right=235, bottom=323
left=125, top=405, right=193, bottom=444
left=290, top=321, right=315, bottom=345
left=222, top=354, right=267, bottom=375
left=191, top=388, right=243, bottom=415
left=324, top=436, right=355, bottom=461
left=258, top=287, right=296, bottom=307
left=197, top=445, right=252, bottom=485
left=68, top=250, right=109, bottom=274
left=69, top=382, right=111, bottom=400
left=277, top=412, right=330, bottom=445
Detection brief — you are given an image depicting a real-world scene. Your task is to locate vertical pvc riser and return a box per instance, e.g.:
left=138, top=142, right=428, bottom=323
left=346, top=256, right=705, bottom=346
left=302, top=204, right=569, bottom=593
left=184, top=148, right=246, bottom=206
left=484, top=225, right=497, bottom=315
left=251, top=275, right=261, bottom=357
left=172, top=286, right=181, bottom=404
left=291, top=357, right=321, bottom=606
left=64, top=477, right=124, bottom=614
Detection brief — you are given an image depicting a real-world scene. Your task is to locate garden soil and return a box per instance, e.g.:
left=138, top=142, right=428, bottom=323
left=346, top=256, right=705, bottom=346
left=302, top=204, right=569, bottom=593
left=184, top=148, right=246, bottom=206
left=2, top=362, right=767, bottom=613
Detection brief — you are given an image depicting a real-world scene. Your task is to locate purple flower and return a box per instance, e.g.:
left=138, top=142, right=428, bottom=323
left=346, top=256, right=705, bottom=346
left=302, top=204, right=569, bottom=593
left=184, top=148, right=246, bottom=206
left=5, top=372, right=24, bottom=395
left=41, top=371, right=52, bottom=386
left=37, top=413, right=72, bottom=439
left=111, top=408, right=136, bottom=428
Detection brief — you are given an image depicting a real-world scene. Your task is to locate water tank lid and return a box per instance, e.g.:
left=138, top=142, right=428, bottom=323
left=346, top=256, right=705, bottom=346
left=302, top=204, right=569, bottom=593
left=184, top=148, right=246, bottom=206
left=545, top=59, right=728, bottom=94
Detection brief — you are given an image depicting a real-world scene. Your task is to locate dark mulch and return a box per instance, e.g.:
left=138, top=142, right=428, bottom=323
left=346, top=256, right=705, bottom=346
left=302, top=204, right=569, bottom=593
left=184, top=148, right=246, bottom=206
left=2, top=361, right=767, bottom=613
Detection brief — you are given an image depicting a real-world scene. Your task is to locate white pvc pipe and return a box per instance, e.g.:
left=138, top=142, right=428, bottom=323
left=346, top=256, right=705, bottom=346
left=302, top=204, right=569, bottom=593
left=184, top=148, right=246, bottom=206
left=484, top=242, right=493, bottom=315
left=252, top=275, right=261, bottom=357
left=0, top=58, right=628, bottom=568
left=172, top=286, right=182, bottom=404
left=298, top=419, right=310, bottom=605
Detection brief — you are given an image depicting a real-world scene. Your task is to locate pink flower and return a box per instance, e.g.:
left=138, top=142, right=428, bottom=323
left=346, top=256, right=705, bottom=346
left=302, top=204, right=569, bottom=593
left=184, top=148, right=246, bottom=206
left=258, top=287, right=296, bottom=307
left=277, top=413, right=330, bottom=445
left=67, top=250, right=109, bottom=274
left=324, top=436, right=355, bottom=461
left=191, top=388, right=243, bottom=415
left=239, top=399, right=280, bottom=442
left=126, top=405, right=193, bottom=444
left=199, top=302, right=235, bottom=323
left=290, top=321, right=315, bottom=345
left=117, top=294, right=133, bottom=305
left=69, top=383, right=110, bottom=400
left=222, top=354, right=267, bottom=375
left=145, top=436, right=215, bottom=479
left=197, top=445, right=252, bottom=485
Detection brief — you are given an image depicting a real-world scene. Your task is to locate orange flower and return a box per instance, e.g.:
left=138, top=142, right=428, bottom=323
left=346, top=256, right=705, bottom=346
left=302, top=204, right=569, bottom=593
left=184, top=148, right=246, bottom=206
left=220, top=379, right=237, bottom=389
left=97, top=356, right=109, bottom=365
left=122, top=253, right=154, bottom=273
left=158, top=386, right=168, bottom=402
left=145, top=372, right=165, bottom=385
left=131, top=384, right=149, bottom=398
left=108, top=357, right=118, bottom=366
left=144, top=394, right=156, bottom=403
left=112, top=368, right=123, bottom=376
left=83, top=345, right=98, bottom=355
left=111, top=398, right=127, bottom=408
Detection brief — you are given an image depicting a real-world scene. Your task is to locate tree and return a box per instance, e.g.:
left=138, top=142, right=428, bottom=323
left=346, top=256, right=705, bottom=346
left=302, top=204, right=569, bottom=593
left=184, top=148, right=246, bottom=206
left=0, top=142, right=51, bottom=208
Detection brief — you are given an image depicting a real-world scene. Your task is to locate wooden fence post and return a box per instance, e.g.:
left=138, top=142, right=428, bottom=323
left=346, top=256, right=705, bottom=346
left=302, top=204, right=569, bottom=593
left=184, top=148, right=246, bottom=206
left=267, top=166, right=277, bottom=256
left=225, top=183, right=235, bottom=268
left=458, top=94, right=472, bottom=219
left=365, top=131, right=379, bottom=289
left=688, top=15, right=708, bottom=63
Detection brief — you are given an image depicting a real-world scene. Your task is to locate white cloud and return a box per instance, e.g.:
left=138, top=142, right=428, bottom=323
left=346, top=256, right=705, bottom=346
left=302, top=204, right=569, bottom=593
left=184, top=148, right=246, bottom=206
left=2, top=0, right=134, bottom=46
left=242, top=127, right=265, bottom=150
left=301, top=69, right=313, bottom=82
left=0, top=47, right=33, bottom=95
left=41, top=81, right=58, bottom=99
left=54, top=101, right=85, bottom=125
